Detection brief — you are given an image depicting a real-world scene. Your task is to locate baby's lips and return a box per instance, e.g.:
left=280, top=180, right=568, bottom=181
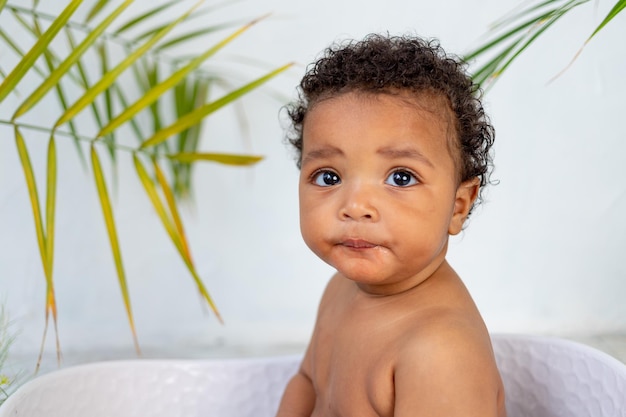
left=340, top=238, right=378, bottom=249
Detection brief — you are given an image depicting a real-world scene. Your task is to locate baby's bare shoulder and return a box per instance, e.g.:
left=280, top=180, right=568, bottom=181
left=393, top=312, right=505, bottom=417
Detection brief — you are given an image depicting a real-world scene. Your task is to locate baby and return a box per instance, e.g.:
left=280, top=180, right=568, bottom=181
left=277, top=34, right=506, bottom=417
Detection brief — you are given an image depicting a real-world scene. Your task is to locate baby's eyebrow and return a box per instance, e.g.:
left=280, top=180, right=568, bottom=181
left=377, top=146, right=434, bottom=167
left=301, top=146, right=344, bottom=166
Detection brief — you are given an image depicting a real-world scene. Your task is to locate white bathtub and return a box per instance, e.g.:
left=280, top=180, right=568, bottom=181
left=1, top=334, right=625, bottom=417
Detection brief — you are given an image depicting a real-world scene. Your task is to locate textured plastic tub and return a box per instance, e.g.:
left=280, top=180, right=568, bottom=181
left=1, top=335, right=625, bottom=417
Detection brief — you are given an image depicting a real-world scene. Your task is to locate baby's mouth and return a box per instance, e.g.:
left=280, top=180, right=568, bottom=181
left=340, top=239, right=378, bottom=249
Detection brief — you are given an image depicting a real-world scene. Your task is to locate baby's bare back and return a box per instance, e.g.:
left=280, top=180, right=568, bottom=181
left=294, top=263, right=506, bottom=417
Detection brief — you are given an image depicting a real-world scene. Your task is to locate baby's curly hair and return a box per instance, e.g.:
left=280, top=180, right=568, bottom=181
left=285, top=33, right=495, bottom=212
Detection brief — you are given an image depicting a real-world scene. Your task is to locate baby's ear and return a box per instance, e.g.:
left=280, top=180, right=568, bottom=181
left=448, top=178, right=480, bottom=235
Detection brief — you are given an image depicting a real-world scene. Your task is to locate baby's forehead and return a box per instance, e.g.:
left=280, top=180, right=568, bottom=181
left=311, top=88, right=452, bottom=117
left=307, top=90, right=457, bottom=138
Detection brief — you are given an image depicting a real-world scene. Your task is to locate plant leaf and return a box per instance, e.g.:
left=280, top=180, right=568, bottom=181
left=141, top=62, right=293, bottom=149
left=44, top=135, right=61, bottom=366
left=90, top=145, right=140, bottom=354
left=154, top=21, right=243, bottom=51
left=171, top=75, right=210, bottom=197
left=97, top=16, right=262, bottom=139
left=168, top=152, right=263, bottom=166
left=587, top=0, right=626, bottom=41
left=464, top=2, right=570, bottom=62
left=113, top=0, right=179, bottom=35
left=133, top=155, right=222, bottom=322
left=54, top=1, right=202, bottom=129
left=45, top=136, right=57, bottom=298
left=0, top=0, right=84, bottom=103
left=111, top=82, right=144, bottom=143
left=26, top=18, right=86, bottom=170
left=85, top=0, right=111, bottom=24
left=97, top=42, right=117, bottom=161
left=492, top=10, right=570, bottom=82
left=489, top=0, right=568, bottom=31
left=0, top=29, right=47, bottom=82
left=15, top=128, right=61, bottom=369
left=127, top=2, right=227, bottom=44
left=133, top=155, right=180, bottom=249
left=62, top=27, right=97, bottom=169
left=12, top=0, right=133, bottom=120
left=14, top=128, right=47, bottom=291
left=152, top=160, right=192, bottom=261
left=465, top=0, right=589, bottom=87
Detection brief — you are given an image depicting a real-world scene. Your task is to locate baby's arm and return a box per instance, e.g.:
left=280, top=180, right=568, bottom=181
left=393, top=324, right=505, bottom=417
left=275, top=275, right=343, bottom=417
left=275, top=366, right=315, bottom=417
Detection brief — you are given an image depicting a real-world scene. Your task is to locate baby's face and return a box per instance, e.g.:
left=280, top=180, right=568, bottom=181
left=298, top=91, right=477, bottom=294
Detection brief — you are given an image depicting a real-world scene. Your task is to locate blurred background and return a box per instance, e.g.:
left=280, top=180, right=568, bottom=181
left=1, top=0, right=625, bottom=372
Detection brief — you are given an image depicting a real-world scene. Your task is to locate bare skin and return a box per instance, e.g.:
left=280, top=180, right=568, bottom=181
left=276, top=92, right=506, bottom=417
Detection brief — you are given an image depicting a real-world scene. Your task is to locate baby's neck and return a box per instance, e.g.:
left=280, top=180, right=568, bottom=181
left=354, top=259, right=452, bottom=297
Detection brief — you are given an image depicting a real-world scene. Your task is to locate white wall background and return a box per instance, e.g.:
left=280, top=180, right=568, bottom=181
left=1, top=0, right=625, bottom=368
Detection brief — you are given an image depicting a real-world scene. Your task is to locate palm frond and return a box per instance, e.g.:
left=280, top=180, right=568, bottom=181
left=84, top=0, right=111, bottom=23
left=91, top=145, right=141, bottom=354
left=113, top=0, right=178, bottom=35
left=466, top=0, right=626, bottom=88
left=1, top=0, right=291, bottom=367
left=12, top=0, right=133, bottom=120
left=97, top=16, right=263, bottom=139
left=133, top=155, right=223, bottom=322
left=14, top=128, right=61, bottom=371
left=54, top=1, right=202, bottom=129
left=588, top=0, right=626, bottom=41
left=0, top=0, right=83, bottom=103
left=141, top=63, right=293, bottom=149
left=464, top=0, right=590, bottom=88
left=168, top=152, right=263, bottom=165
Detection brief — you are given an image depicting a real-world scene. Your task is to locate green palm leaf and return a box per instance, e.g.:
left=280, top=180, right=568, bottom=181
left=97, top=16, right=263, bottom=139
left=111, top=82, right=144, bottom=143
left=113, top=0, right=178, bottom=35
left=97, top=42, right=117, bottom=161
left=12, top=0, right=133, bottom=120
left=154, top=22, right=243, bottom=51
left=15, top=128, right=61, bottom=369
left=91, top=145, right=140, bottom=354
left=153, top=160, right=192, bottom=262
left=24, top=17, right=85, bottom=166
left=588, top=0, right=626, bottom=41
left=140, top=62, right=293, bottom=149
left=488, top=0, right=567, bottom=31
left=14, top=128, right=47, bottom=315
left=488, top=9, right=572, bottom=85
left=133, top=155, right=223, bottom=322
left=0, top=0, right=83, bottom=103
left=85, top=0, right=111, bottom=23
left=127, top=2, right=231, bottom=44
left=168, top=152, right=263, bottom=166
left=0, top=29, right=47, bottom=81
left=465, top=0, right=590, bottom=87
left=169, top=75, right=210, bottom=197
left=45, top=136, right=57, bottom=295
left=2, top=0, right=291, bottom=365
left=54, top=1, right=202, bottom=129
left=43, top=135, right=61, bottom=368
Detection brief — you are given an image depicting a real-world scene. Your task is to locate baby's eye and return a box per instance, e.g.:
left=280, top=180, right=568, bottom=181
left=313, top=170, right=341, bottom=187
left=385, top=170, right=418, bottom=187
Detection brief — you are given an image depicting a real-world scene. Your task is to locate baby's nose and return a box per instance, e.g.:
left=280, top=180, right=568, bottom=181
left=339, top=184, right=379, bottom=221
